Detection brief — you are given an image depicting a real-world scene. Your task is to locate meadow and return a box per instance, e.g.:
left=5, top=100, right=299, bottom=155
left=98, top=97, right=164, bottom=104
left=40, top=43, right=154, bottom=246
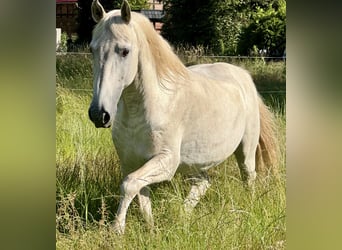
left=56, top=52, right=286, bottom=249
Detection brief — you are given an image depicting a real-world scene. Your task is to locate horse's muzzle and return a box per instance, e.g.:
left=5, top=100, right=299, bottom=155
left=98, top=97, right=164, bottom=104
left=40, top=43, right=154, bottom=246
left=88, top=106, right=111, bottom=128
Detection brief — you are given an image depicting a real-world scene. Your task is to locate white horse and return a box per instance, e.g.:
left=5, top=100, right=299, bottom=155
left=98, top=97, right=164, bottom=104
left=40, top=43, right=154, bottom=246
left=88, top=0, right=278, bottom=234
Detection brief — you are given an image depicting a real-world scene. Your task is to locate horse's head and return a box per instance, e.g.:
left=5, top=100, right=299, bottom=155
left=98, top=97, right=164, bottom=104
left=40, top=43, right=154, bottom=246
left=88, top=0, right=138, bottom=128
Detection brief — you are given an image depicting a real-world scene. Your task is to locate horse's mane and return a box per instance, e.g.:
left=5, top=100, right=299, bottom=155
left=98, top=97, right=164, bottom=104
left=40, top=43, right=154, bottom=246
left=92, top=10, right=189, bottom=83
left=131, top=13, right=189, bottom=82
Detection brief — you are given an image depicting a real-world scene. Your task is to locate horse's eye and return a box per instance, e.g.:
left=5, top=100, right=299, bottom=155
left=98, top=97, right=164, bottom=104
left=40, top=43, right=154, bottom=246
left=122, top=48, right=129, bottom=57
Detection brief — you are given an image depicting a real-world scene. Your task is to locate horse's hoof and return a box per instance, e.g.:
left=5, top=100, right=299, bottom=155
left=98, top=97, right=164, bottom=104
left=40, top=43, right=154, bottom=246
left=112, top=222, right=125, bottom=235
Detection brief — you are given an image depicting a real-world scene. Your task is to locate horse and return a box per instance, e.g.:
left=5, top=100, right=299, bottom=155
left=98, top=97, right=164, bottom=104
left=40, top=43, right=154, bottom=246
left=88, top=0, right=278, bottom=234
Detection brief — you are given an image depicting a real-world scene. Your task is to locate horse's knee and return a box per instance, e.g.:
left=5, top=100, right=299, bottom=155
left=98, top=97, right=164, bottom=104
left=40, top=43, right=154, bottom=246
left=121, top=175, right=141, bottom=198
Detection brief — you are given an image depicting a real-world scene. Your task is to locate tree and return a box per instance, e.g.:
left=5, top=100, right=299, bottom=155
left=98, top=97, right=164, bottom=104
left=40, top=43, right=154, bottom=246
left=238, top=0, right=286, bottom=56
left=161, top=0, right=218, bottom=52
left=161, top=0, right=286, bottom=56
left=76, top=0, right=149, bottom=44
left=161, top=0, right=255, bottom=55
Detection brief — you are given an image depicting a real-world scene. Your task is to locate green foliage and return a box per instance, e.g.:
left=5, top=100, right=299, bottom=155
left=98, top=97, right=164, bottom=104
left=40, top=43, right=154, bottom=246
left=162, top=0, right=286, bottom=56
left=161, top=0, right=218, bottom=53
left=121, top=0, right=149, bottom=10
left=238, top=0, right=286, bottom=56
left=57, top=32, right=68, bottom=53
left=161, top=0, right=250, bottom=55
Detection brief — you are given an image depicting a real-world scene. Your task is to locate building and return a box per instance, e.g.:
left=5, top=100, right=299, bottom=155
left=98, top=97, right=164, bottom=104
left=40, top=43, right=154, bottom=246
left=56, top=0, right=164, bottom=37
left=144, top=0, right=164, bottom=32
left=56, top=0, right=79, bottom=38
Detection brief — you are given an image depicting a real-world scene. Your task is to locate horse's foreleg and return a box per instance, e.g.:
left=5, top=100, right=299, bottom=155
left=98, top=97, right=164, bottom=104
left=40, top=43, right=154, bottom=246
left=184, top=172, right=211, bottom=214
left=113, top=152, right=179, bottom=234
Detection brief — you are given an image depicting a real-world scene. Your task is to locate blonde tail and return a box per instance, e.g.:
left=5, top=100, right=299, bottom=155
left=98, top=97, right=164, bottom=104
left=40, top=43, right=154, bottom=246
left=255, top=97, right=279, bottom=174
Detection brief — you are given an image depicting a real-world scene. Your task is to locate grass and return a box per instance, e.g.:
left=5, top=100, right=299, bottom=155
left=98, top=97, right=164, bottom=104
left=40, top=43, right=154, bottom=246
left=56, top=52, right=286, bottom=249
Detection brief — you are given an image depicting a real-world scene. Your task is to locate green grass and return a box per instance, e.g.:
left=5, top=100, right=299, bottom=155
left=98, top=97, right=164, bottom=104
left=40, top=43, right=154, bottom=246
left=56, top=54, right=286, bottom=249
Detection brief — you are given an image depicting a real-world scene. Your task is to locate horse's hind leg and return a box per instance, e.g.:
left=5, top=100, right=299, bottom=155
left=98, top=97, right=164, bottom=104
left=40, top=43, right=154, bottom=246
left=234, top=111, right=260, bottom=187
left=234, top=137, right=258, bottom=187
left=184, top=172, right=211, bottom=214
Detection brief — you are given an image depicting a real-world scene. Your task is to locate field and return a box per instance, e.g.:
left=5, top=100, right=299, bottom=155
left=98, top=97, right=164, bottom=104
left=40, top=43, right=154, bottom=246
left=56, top=53, right=286, bottom=249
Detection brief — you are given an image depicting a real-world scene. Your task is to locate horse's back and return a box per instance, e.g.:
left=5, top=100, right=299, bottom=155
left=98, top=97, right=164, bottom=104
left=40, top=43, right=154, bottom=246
left=188, top=62, right=256, bottom=95
left=188, top=62, right=260, bottom=117
left=188, top=62, right=247, bottom=81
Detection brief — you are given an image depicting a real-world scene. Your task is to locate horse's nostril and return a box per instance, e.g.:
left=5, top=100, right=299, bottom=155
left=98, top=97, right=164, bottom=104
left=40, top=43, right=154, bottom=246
left=102, top=111, right=110, bottom=124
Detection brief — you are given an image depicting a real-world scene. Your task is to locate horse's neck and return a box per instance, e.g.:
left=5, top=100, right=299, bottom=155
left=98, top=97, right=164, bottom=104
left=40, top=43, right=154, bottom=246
left=119, top=61, right=159, bottom=122
left=125, top=55, right=176, bottom=128
left=121, top=83, right=145, bottom=118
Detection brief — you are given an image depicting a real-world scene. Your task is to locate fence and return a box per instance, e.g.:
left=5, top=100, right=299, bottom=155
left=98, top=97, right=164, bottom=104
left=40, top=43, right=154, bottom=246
left=56, top=52, right=286, bottom=59
left=56, top=52, right=286, bottom=94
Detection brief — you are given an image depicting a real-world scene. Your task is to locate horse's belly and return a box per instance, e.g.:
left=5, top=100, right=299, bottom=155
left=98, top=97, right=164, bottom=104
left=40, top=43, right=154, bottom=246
left=179, top=133, right=241, bottom=173
left=179, top=105, right=246, bottom=172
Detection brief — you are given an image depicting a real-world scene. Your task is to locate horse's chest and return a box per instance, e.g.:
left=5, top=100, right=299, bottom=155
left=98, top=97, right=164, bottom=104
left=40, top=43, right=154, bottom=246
left=112, top=118, right=154, bottom=171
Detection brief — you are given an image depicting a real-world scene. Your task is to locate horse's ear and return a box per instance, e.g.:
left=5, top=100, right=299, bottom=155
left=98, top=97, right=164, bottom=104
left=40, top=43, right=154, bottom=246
left=91, top=0, right=106, bottom=23
left=121, top=0, right=131, bottom=24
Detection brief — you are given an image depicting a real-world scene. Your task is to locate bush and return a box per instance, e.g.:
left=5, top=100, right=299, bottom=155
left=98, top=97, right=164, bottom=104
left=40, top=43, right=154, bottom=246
left=57, top=32, right=68, bottom=53
left=238, top=0, right=286, bottom=56
left=161, top=0, right=242, bottom=55
left=162, top=0, right=286, bottom=56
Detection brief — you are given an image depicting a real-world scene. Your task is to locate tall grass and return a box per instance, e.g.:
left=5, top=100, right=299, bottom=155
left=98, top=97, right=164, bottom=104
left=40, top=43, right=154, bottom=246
left=56, top=52, right=286, bottom=249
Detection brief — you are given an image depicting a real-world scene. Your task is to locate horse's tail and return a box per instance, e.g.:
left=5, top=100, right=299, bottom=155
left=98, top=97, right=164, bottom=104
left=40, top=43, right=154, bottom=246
left=255, top=97, right=279, bottom=174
